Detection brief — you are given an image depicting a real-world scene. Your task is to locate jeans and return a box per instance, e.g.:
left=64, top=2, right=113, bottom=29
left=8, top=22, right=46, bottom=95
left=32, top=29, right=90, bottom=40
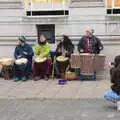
left=104, top=91, right=120, bottom=103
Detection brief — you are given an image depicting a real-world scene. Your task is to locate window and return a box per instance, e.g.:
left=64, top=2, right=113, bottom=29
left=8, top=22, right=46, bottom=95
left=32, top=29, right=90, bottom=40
left=24, top=0, right=70, bottom=17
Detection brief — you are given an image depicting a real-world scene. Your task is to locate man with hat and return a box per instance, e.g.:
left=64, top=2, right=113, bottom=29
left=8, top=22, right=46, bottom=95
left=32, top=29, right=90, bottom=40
left=14, top=36, right=34, bottom=82
left=78, top=28, right=103, bottom=54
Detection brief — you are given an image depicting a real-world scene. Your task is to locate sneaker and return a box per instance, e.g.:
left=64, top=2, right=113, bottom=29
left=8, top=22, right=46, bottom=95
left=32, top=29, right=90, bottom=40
left=14, top=77, right=20, bottom=82
left=34, top=76, right=40, bottom=81
left=44, top=75, right=49, bottom=81
left=21, top=76, right=27, bottom=81
left=117, top=101, right=120, bottom=111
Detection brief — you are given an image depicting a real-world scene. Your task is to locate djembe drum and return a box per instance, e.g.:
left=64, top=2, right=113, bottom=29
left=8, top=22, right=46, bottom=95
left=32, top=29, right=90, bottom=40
left=15, top=58, right=28, bottom=70
left=71, top=53, right=81, bottom=68
left=79, top=53, right=96, bottom=79
left=56, top=56, right=69, bottom=78
left=95, top=54, right=106, bottom=72
left=0, top=57, right=14, bottom=80
left=34, top=56, right=47, bottom=76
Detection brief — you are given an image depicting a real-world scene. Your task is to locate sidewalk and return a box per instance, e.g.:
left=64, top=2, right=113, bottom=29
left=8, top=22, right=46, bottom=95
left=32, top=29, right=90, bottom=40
left=0, top=78, right=111, bottom=99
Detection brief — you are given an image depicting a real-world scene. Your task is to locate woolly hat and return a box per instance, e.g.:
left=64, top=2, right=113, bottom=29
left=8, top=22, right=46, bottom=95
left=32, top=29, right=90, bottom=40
left=18, top=36, right=27, bottom=42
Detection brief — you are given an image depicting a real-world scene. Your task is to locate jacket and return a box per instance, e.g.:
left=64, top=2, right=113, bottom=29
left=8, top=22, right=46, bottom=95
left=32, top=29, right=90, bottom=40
left=110, top=67, right=120, bottom=95
left=14, top=43, right=34, bottom=60
left=78, top=35, right=103, bottom=54
left=56, top=42, right=74, bottom=58
left=34, top=42, right=51, bottom=59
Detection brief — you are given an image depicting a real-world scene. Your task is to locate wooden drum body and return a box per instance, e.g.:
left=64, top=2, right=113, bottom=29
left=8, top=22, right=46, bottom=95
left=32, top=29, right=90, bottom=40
left=0, top=57, right=14, bottom=80
left=71, top=53, right=106, bottom=80
left=56, top=56, right=69, bottom=78
left=80, top=53, right=95, bottom=75
left=94, top=54, right=106, bottom=72
left=34, top=57, right=47, bottom=70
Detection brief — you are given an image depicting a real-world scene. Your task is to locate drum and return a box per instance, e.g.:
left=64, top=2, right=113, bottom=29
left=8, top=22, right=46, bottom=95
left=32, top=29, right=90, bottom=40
left=80, top=53, right=95, bottom=74
left=34, top=56, right=47, bottom=74
left=0, top=57, right=14, bottom=80
left=56, top=56, right=69, bottom=78
left=71, top=53, right=81, bottom=68
left=34, top=56, right=47, bottom=63
left=15, top=58, right=28, bottom=65
left=79, top=53, right=96, bottom=80
left=95, top=54, right=106, bottom=72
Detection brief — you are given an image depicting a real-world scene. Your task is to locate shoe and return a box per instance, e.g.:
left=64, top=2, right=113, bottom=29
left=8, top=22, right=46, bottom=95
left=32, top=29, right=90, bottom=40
left=21, top=76, right=27, bottom=81
left=117, top=101, right=120, bottom=111
left=34, top=76, right=40, bottom=81
left=14, top=77, right=20, bottom=82
left=44, top=75, right=49, bottom=81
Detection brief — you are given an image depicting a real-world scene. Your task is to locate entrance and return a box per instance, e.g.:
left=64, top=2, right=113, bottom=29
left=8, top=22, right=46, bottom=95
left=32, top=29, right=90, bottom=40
left=36, top=24, right=55, bottom=43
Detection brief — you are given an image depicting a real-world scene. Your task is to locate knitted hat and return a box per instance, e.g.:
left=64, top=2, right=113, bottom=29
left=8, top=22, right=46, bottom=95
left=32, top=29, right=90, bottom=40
left=18, top=36, right=27, bottom=42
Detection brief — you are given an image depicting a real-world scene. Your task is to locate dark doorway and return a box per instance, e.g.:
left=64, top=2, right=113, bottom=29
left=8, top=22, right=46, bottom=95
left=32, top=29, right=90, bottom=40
left=36, top=24, right=55, bottom=43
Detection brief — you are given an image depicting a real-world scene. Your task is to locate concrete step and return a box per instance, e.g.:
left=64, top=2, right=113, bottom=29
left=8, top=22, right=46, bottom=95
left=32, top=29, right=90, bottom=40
left=0, top=36, right=120, bottom=46
left=0, top=0, right=22, bottom=9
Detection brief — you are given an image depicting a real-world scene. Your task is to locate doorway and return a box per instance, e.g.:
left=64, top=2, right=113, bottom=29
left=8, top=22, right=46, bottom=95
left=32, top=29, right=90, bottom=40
left=36, top=24, right=55, bottom=43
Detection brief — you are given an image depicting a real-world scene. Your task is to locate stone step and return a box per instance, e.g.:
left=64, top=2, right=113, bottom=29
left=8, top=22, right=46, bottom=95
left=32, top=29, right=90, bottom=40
left=0, top=36, right=120, bottom=46
left=0, top=0, right=22, bottom=9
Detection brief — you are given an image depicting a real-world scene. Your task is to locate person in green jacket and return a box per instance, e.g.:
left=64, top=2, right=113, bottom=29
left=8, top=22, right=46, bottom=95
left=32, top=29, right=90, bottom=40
left=33, top=34, right=52, bottom=81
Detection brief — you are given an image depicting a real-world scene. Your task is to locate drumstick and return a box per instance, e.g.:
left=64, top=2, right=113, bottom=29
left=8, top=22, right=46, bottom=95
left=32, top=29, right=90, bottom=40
left=52, top=56, right=56, bottom=80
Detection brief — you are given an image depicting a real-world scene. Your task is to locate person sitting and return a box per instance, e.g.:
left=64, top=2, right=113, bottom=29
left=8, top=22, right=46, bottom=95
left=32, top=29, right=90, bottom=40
left=104, top=55, right=120, bottom=111
left=14, top=36, right=34, bottom=82
left=55, top=35, right=74, bottom=78
left=56, top=35, right=74, bottom=57
left=33, top=34, right=52, bottom=81
left=78, top=28, right=103, bottom=54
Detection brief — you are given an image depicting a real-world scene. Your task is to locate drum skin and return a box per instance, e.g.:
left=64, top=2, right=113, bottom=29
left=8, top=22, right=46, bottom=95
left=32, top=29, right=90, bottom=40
left=34, top=57, right=47, bottom=73
left=0, top=57, right=14, bottom=80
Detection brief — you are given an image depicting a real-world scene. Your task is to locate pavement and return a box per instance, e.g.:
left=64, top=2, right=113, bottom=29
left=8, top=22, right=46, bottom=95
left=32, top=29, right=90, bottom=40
left=0, top=78, right=119, bottom=120
left=0, top=78, right=111, bottom=99
left=0, top=99, right=120, bottom=120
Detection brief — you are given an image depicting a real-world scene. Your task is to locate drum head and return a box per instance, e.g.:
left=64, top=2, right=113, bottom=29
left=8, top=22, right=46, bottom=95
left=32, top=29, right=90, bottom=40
left=35, top=57, right=47, bottom=63
left=0, top=57, right=14, bottom=66
left=56, top=56, right=68, bottom=62
left=15, top=58, right=28, bottom=65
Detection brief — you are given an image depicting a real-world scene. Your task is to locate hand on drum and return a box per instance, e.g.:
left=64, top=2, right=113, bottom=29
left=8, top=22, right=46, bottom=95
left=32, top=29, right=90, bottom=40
left=108, top=62, right=114, bottom=68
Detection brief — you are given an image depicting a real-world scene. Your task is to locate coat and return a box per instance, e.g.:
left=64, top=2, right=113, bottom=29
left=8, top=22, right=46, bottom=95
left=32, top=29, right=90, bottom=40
left=56, top=42, right=74, bottom=58
left=14, top=43, right=34, bottom=60
left=78, top=35, right=103, bottom=54
left=110, top=67, right=120, bottom=95
left=34, top=42, right=51, bottom=59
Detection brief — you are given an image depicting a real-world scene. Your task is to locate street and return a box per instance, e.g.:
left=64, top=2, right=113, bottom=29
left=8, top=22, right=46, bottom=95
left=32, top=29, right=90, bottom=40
left=0, top=99, right=119, bottom=120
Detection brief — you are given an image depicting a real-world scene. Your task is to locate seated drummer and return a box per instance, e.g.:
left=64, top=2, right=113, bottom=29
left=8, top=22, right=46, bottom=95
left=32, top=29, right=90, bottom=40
left=78, top=28, right=103, bottom=54
left=14, top=36, right=34, bottom=82
left=56, top=35, right=74, bottom=77
left=33, top=34, right=52, bottom=81
left=56, top=35, right=74, bottom=57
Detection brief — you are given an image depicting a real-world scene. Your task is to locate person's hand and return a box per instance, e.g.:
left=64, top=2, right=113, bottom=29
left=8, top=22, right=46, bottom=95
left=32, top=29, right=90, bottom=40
left=80, top=49, right=84, bottom=53
left=108, top=62, right=114, bottom=68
